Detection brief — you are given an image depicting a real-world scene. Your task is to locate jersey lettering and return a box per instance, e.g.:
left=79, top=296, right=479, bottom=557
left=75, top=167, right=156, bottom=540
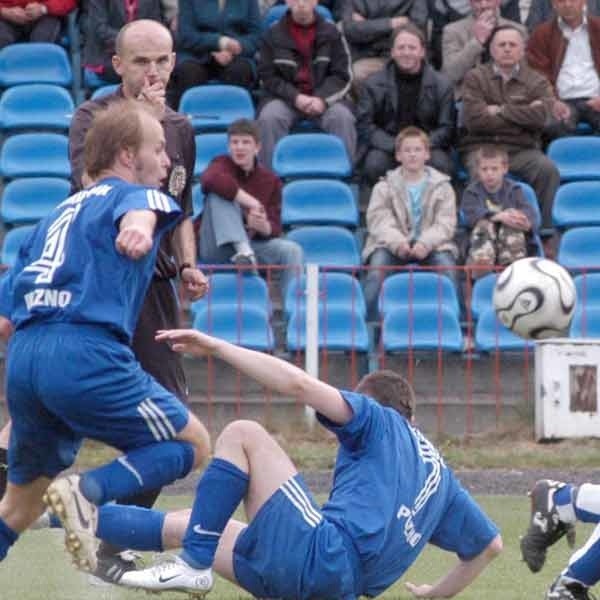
left=396, top=427, right=446, bottom=546
left=24, top=288, right=72, bottom=310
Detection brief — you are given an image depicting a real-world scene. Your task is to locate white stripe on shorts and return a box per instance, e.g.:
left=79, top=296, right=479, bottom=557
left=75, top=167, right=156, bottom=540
left=137, top=402, right=163, bottom=441
left=281, top=478, right=322, bottom=528
left=141, top=398, right=177, bottom=438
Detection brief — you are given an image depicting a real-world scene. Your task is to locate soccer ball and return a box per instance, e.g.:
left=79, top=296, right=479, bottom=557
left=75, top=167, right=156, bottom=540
left=492, top=257, right=577, bottom=340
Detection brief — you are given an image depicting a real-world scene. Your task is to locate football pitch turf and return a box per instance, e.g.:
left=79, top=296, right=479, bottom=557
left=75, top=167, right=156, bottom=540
left=0, top=494, right=595, bottom=600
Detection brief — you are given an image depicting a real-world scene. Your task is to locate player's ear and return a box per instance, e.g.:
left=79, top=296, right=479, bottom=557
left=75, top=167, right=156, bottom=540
left=118, top=146, right=136, bottom=170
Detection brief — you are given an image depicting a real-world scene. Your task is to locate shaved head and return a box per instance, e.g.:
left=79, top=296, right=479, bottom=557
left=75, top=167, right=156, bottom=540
left=115, top=19, right=173, bottom=57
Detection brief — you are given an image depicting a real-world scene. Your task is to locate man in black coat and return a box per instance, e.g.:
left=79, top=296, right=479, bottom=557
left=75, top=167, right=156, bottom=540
left=356, top=23, right=456, bottom=184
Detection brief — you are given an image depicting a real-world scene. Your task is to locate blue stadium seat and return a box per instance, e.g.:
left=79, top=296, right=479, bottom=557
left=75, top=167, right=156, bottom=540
left=1, top=225, right=34, bottom=267
left=474, top=308, right=534, bottom=352
left=381, top=305, right=464, bottom=352
left=547, top=136, right=600, bottom=182
left=284, top=272, right=366, bottom=318
left=193, top=304, right=274, bottom=351
left=281, top=179, right=358, bottom=228
left=273, top=134, right=352, bottom=179
left=285, top=226, right=361, bottom=270
left=1, top=177, right=69, bottom=225
left=263, top=4, right=333, bottom=29
left=0, top=84, right=74, bottom=132
left=194, top=133, right=228, bottom=177
left=557, top=227, right=600, bottom=271
left=0, top=133, right=70, bottom=179
left=192, top=183, right=204, bottom=220
left=470, top=273, right=497, bottom=321
left=552, top=181, right=600, bottom=230
left=0, top=43, right=72, bottom=87
left=190, top=273, right=271, bottom=316
left=286, top=306, right=369, bottom=352
left=179, top=85, right=255, bottom=132
left=83, top=68, right=111, bottom=90
left=574, top=273, right=600, bottom=314
left=378, top=272, right=460, bottom=319
left=91, top=84, right=120, bottom=100
left=570, top=306, right=600, bottom=338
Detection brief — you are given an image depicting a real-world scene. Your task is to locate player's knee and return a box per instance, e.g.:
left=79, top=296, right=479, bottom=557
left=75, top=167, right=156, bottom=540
left=182, top=415, right=212, bottom=469
left=216, top=419, right=267, bottom=452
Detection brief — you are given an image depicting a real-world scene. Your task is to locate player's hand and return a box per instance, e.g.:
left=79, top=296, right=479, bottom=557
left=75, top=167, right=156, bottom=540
left=410, top=241, right=429, bottom=261
left=405, top=581, right=436, bottom=598
left=2, top=6, right=29, bottom=23
left=156, top=328, right=220, bottom=357
left=24, top=2, right=46, bottom=19
left=181, top=266, right=209, bottom=301
left=472, top=9, right=496, bottom=45
left=137, top=77, right=166, bottom=120
left=115, top=226, right=153, bottom=259
left=395, top=241, right=411, bottom=258
left=211, top=50, right=233, bottom=66
left=586, top=96, right=600, bottom=112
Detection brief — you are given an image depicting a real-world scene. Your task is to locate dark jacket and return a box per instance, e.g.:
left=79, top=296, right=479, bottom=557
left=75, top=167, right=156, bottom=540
left=83, top=0, right=164, bottom=67
left=176, top=0, right=261, bottom=64
left=342, top=0, right=428, bottom=61
left=356, top=60, right=455, bottom=156
left=527, top=15, right=600, bottom=92
left=461, top=178, right=537, bottom=229
left=258, top=11, right=353, bottom=108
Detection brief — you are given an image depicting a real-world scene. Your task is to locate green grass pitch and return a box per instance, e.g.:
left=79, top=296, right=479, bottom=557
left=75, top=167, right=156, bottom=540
left=0, top=495, right=595, bottom=599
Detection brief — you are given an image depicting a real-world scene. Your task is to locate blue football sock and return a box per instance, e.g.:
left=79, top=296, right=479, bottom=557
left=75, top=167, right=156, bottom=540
left=0, top=517, right=18, bottom=561
left=80, top=441, right=194, bottom=505
left=181, top=458, right=249, bottom=569
left=96, top=504, right=165, bottom=552
left=566, top=525, right=600, bottom=587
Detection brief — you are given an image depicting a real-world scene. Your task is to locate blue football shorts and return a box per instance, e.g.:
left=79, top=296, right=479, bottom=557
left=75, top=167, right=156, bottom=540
left=233, top=474, right=358, bottom=600
left=6, top=322, right=189, bottom=484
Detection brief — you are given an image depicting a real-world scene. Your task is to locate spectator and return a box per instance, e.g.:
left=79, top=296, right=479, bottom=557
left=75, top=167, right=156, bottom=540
left=442, top=0, right=526, bottom=101
left=356, top=23, right=455, bottom=185
left=527, top=0, right=600, bottom=31
left=167, top=0, right=261, bottom=109
left=341, top=0, right=428, bottom=83
left=462, top=145, right=536, bottom=278
left=429, top=0, right=521, bottom=65
left=460, top=24, right=562, bottom=251
left=199, top=119, right=303, bottom=296
left=362, top=127, right=458, bottom=320
left=268, top=0, right=348, bottom=20
left=83, top=0, right=166, bottom=84
left=527, top=0, right=600, bottom=136
left=0, top=0, right=75, bottom=48
left=257, top=0, right=356, bottom=169
left=161, top=0, right=177, bottom=32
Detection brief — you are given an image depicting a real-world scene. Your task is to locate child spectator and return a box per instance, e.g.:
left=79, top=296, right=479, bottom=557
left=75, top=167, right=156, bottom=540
left=363, top=126, right=458, bottom=320
left=461, top=145, right=536, bottom=277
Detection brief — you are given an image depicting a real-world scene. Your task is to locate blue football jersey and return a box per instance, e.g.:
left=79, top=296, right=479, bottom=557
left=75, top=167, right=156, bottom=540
left=5, top=177, right=181, bottom=341
left=319, top=392, right=475, bottom=597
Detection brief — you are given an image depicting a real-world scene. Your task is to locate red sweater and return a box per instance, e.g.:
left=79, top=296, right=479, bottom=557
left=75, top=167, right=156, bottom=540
left=0, top=0, right=77, bottom=17
left=201, top=155, right=283, bottom=238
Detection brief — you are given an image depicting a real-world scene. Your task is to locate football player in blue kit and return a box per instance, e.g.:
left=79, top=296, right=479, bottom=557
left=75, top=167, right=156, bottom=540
left=76, top=328, right=502, bottom=599
left=0, top=100, right=211, bottom=573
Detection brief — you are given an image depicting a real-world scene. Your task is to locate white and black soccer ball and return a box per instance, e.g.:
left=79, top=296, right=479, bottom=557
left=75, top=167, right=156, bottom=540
left=493, top=257, right=577, bottom=340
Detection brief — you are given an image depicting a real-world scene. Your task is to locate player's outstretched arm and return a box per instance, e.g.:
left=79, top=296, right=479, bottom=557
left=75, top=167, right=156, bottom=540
left=116, top=209, right=157, bottom=259
left=156, top=329, right=354, bottom=425
left=405, top=534, right=502, bottom=598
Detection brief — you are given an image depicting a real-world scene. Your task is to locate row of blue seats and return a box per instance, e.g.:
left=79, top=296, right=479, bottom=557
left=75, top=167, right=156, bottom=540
left=0, top=132, right=352, bottom=181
